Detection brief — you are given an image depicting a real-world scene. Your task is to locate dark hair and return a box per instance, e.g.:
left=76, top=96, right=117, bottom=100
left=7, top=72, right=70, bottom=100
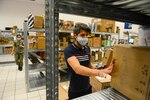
left=16, top=34, right=22, bottom=38
left=73, top=23, right=91, bottom=35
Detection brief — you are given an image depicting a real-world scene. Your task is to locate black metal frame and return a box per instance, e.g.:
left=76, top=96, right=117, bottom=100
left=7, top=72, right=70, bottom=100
left=45, top=0, right=150, bottom=99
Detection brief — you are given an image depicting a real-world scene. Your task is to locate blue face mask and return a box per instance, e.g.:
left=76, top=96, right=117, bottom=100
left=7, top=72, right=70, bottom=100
left=76, top=36, right=88, bottom=46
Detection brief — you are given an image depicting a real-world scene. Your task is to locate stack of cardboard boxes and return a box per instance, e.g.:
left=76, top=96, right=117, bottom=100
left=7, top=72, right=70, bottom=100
left=0, top=37, right=9, bottom=44
left=28, top=32, right=45, bottom=49
left=4, top=47, right=12, bottom=54
left=93, top=19, right=115, bottom=33
left=28, top=36, right=37, bottom=49
left=58, top=51, right=66, bottom=67
left=91, top=51, right=102, bottom=62
left=59, top=19, right=74, bottom=30
left=59, top=37, right=68, bottom=48
left=88, top=37, right=102, bottom=47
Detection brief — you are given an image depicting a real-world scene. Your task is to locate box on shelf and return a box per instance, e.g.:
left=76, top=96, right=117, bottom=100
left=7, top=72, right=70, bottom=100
left=93, top=37, right=102, bottom=47
left=37, top=32, right=44, bottom=36
left=111, top=45, right=150, bottom=100
left=34, top=16, right=44, bottom=28
left=37, top=36, right=45, bottom=49
left=102, top=49, right=113, bottom=67
left=4, top=47, right=12, bottom=54
left=90, top=75, right=111, bottom=92
left=100, top=19, right=115, bottom=33
left=91, top=51, right=102, bottom=62
left=59, top=42, right=68, bottom=48
left=59, top=19, right=64, bottom=30
left=63, top=21, right=74, bottom=30
left=58, top=51, right=66, bottom=67
left=88, top=37, right=93, bottom=47
left=59, top=81, right=69, bottom=100
left=63, top=37, right=67, bottom=42
left=28, top=36, right=37, bottom=49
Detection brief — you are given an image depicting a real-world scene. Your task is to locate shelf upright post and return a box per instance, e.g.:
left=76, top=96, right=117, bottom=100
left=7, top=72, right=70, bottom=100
left=45, top=0, right=59, bottom=99
left=23, top=20, right=29, bottom=92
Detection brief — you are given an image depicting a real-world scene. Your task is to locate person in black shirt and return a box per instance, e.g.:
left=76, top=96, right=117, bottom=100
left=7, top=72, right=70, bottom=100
left=64, top=23, right=114, bottom=99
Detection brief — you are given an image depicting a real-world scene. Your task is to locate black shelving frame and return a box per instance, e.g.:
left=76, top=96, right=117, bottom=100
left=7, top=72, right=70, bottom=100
left=45, top=0, right=150, bottom=100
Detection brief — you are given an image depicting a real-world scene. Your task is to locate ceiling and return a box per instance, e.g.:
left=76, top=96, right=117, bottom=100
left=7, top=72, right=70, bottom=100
left=7, top=0, right=150, bottom=25
left=90, top=0, right=150, bottom=16
left=57, top=0, right=150, bottom=26
left=11, top=0, right=44, bottom=4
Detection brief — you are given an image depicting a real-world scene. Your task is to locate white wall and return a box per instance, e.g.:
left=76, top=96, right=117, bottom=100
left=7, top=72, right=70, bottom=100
left=59, top=13, right=93, bottom=24
left=0, top=0, right=44, bottom=30
left=0, top=0, right=139, bottom=38
left=116, top=21, right=139, bottom=39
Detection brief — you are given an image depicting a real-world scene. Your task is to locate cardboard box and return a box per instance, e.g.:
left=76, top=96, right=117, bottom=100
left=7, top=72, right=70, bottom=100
left=34, top=16, right=44, bottom=28
left=99, top=19, right=115, bottom=33
left=92, top=51, right=102, bottom=62
left=111, top=45, right=150, bottom=100
left=88, top=37, right=93, bottom=47
left=93, top=37, right=102, bottom=47
left=102, top=49, right=113, bottom=67
left=37, top=36, right=45, bottom=49
left=59, top=42, right=68, bottom=48
left=37, top=32, right=44, bottom=36
left=59, top=82, right=69, bottom=100
left=63, top=21, right=74, bottom=30
left=90, top=75, right=111, bottom=92
left=63, top=37, right=67, bottom=42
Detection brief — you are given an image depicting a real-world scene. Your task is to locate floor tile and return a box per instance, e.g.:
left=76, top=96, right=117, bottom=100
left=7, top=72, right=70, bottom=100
left=40, top=94, right=46, bottom=100
left=27, top=91, right=40, bottom=98
left=15, top=93, right=27, bottom=100
left=15, top=88, right=26, bottom=95
left=3, top=90, right=15, bottom=97
left=2, top=95, right=15, bottom=100
left=28, top=96, right=41, bottom=100
left=38, top=89, right=46, bottom=95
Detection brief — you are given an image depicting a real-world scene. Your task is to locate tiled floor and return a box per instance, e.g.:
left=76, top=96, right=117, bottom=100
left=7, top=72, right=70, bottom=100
left=0, top=63, right=46, bottom=100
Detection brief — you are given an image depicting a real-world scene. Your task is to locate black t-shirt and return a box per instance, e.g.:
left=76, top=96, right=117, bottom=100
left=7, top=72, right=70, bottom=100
left=64, top=43, right=91, bottom=92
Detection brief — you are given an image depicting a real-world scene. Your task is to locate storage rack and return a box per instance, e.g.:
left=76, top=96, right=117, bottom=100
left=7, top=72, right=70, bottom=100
left=45, top=0, right=150, bottom=100
left=23, top=20, right=118, bottom=92
left=23, top=21, right=46, bottom=92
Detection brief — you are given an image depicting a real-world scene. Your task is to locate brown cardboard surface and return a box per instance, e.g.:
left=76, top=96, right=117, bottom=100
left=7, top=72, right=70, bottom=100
left=88, top=38, right=93, bottom=47
left=111, top=45, right=150, bottom=100
left=93, top=37, right=102, bottom=47
left=37, top=37, right=45, bottom=49
left=90, top=75, right=111, bottom=92
left=34, top=16, right=44, bottom=28
left=100, top=19, right=115, bottom=33
left=59, top=82, right=69, bottom=100
left=102, top=49, right=113, bottom=67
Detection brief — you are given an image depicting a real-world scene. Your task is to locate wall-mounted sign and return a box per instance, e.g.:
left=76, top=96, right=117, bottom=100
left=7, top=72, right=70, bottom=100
left=124, top=22, right=132, bottom=29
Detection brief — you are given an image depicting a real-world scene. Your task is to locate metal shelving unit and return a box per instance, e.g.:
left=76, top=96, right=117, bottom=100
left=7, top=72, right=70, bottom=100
left=23, top=21, right=46, bottom=92
left=45, top=0, right=150, bottom=100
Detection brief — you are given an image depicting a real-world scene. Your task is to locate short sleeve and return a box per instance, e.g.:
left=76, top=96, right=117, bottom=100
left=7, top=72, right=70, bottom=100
left=64, top=47, right=75, bottom=60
